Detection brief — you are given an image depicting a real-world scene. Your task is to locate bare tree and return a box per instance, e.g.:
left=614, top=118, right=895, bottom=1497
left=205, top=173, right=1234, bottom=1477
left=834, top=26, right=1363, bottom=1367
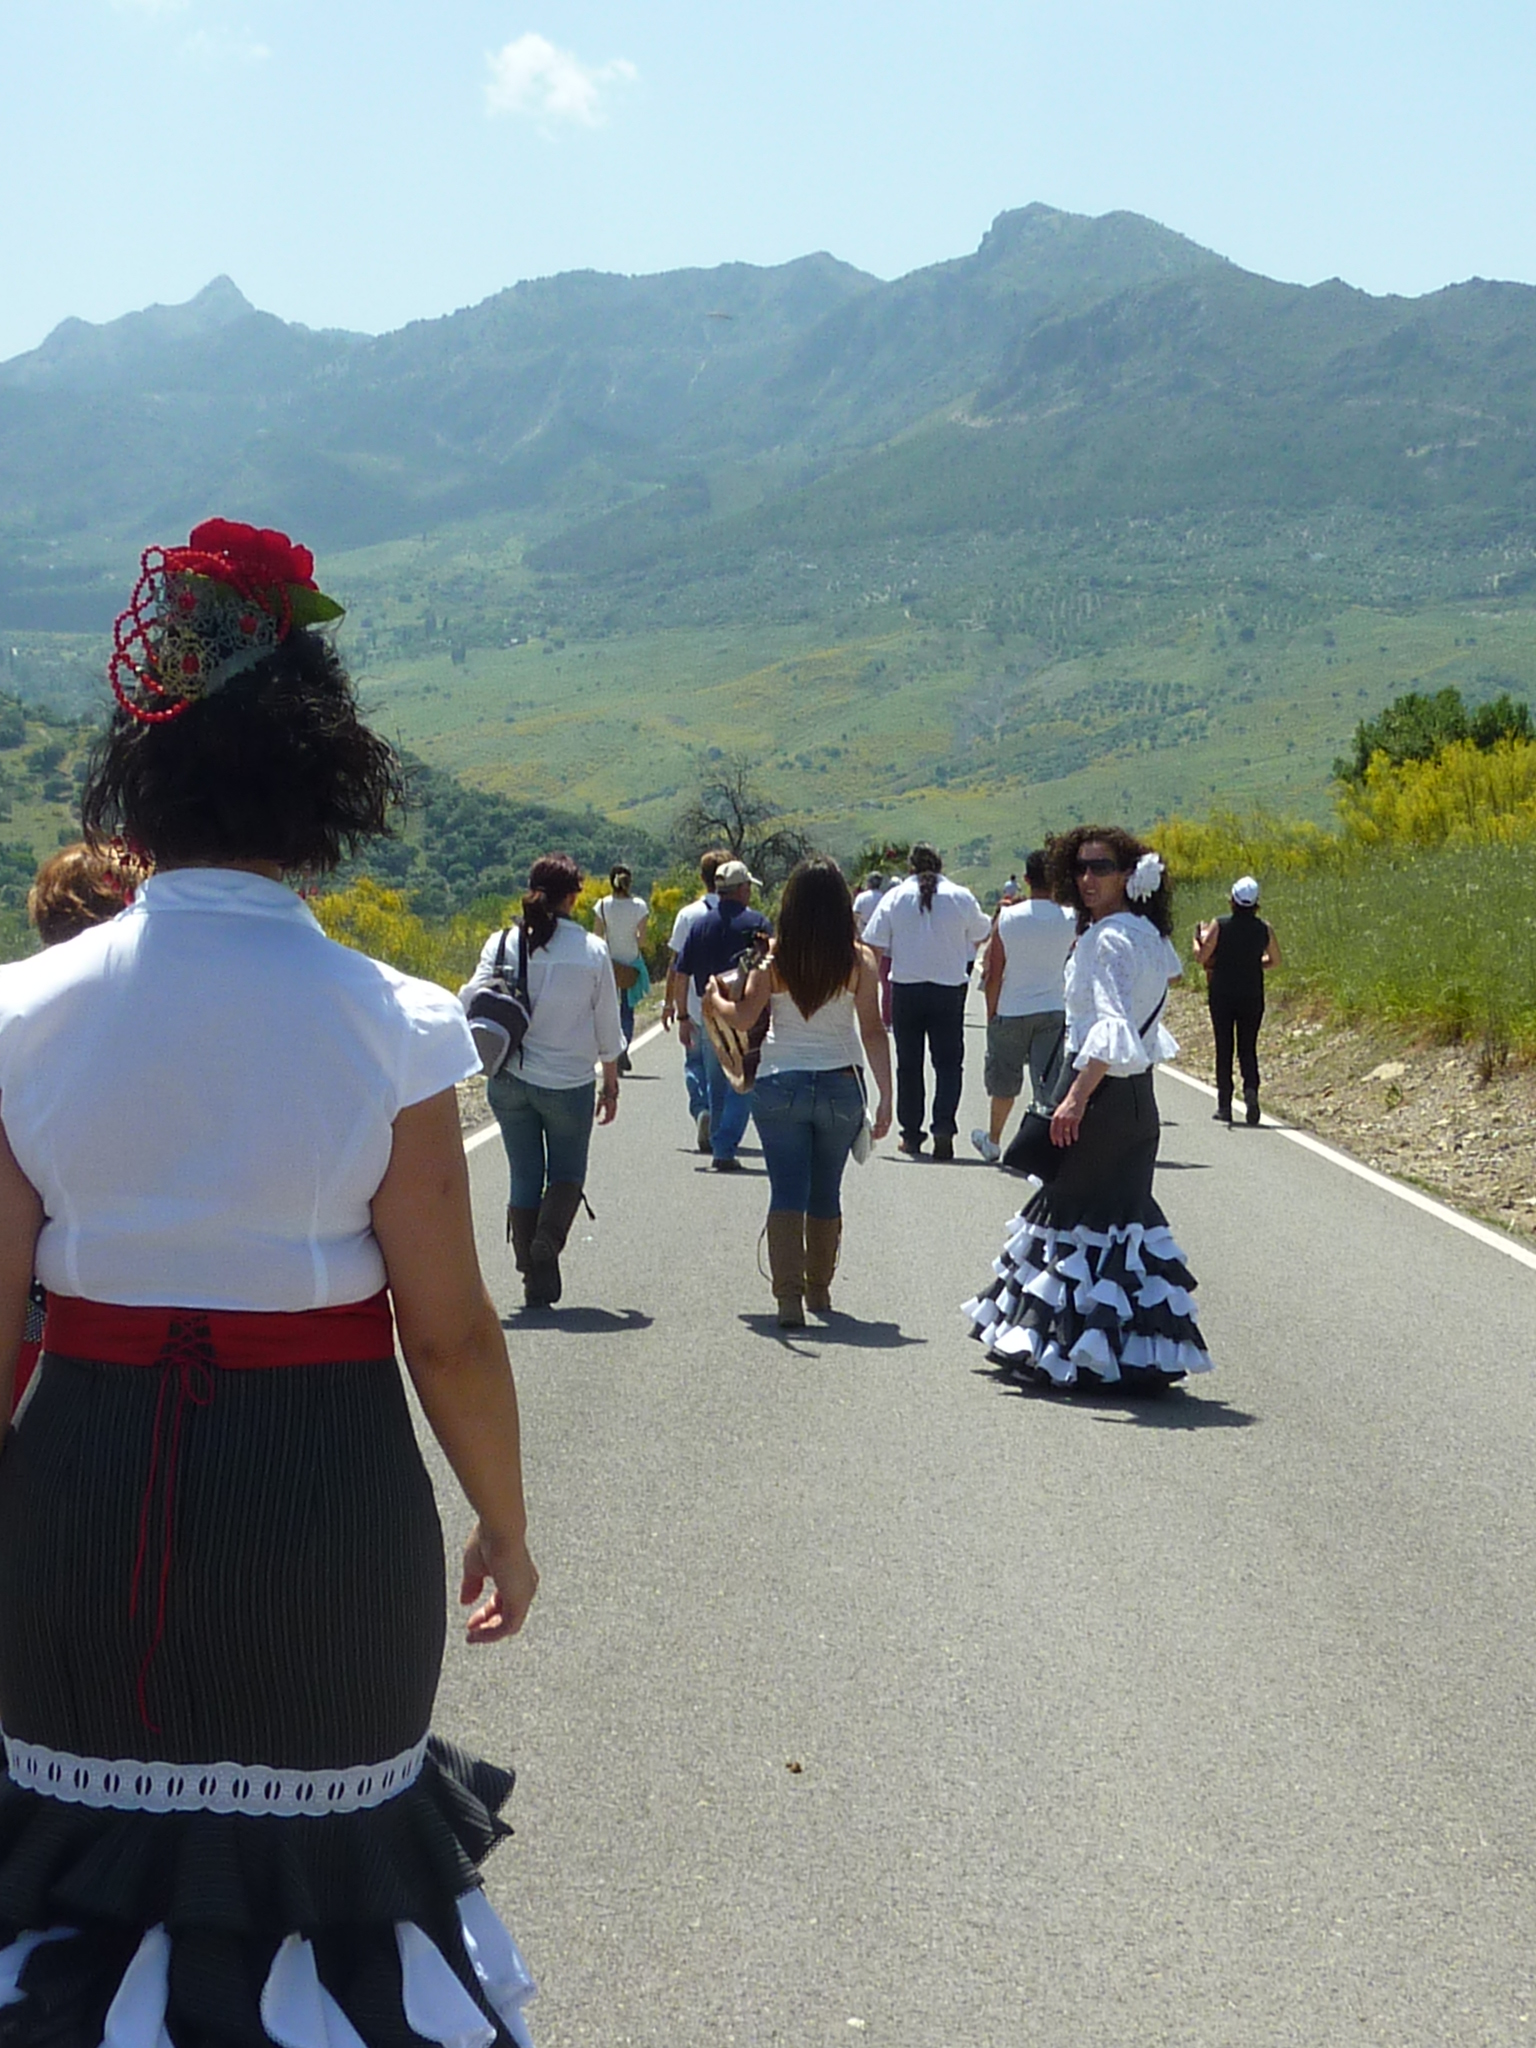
left=672, top=753, right=812, bottom=887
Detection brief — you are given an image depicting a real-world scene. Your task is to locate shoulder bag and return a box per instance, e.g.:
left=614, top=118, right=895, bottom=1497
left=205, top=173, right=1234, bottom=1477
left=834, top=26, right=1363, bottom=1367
left=465, top=924, right=534, bottom=1078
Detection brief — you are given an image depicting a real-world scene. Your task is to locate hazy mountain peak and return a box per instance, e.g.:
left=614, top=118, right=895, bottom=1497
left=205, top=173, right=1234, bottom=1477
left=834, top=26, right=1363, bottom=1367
left=971, top=201, right=1224, bottom=283
left=0, top=274, right=262, bottom=390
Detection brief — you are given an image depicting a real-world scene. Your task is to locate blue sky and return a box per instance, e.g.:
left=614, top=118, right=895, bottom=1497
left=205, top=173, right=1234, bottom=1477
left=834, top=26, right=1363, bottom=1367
left=3, top=0, right=1534, bottom=361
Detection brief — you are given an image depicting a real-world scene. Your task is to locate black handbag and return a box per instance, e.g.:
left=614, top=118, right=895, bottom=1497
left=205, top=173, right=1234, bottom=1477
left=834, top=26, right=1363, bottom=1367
left=1000, top=994, right=1167, bottom=1183
left=466, top=923, right=533, bottom=1077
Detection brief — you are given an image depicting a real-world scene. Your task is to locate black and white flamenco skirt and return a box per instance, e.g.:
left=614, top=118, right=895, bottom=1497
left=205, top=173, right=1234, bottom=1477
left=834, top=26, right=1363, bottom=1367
left=963, top=1070, right=1213, bottom=1391
left=0, top=1349, right=534, bottom=2047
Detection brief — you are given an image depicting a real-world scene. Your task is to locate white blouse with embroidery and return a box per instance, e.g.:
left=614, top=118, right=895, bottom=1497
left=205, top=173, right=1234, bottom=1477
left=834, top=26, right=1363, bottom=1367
left=1064, top=912, right=1182, bottom=1076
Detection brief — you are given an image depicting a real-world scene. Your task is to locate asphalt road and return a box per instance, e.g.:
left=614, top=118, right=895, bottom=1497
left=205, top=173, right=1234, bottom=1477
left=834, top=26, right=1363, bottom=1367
left=426, top=998, right=1536, bottom=2048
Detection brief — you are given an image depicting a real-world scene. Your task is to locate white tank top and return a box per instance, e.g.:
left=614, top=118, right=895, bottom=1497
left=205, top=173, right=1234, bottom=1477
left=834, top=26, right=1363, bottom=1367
left=757, top=981, right=862, bottom=1076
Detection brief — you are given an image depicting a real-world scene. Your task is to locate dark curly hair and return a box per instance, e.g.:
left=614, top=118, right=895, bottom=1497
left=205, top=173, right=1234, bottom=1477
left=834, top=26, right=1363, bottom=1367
left=1045, top=824, right=1173, bottom=936
left=81, top=630, right=404, bottom=873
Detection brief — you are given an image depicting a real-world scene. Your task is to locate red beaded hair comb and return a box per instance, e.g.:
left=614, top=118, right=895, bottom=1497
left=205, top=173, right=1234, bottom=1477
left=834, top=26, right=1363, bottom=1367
left=109, top=518, right=344, bottom=724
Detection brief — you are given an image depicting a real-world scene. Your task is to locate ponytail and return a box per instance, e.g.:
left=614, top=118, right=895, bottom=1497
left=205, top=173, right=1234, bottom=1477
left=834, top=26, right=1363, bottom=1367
left=523, top=851, right=583, bottom=953
left=910, top=841, right=942, bottom=914
left=521, top=888, right=559, bottom=953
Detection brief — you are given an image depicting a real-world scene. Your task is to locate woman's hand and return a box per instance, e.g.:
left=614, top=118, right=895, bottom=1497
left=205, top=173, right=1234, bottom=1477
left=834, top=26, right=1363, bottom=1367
left=871, top=1093, right=893, bottom=1141
left=462, top=1522, right=539, bottom=1644
left=1050, top=1086, right=1091, bottom=1147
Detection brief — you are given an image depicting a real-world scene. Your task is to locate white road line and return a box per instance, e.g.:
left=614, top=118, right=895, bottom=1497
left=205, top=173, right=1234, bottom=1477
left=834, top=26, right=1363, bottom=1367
left=1161, top=1063, right=1536, bottom=1276
left=461, top=1018, right=669, bottom=1157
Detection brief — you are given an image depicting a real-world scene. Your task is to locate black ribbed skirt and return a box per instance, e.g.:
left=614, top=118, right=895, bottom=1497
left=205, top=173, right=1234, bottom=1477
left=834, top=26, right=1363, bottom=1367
left=0, top=1351, right=533, bottom=2045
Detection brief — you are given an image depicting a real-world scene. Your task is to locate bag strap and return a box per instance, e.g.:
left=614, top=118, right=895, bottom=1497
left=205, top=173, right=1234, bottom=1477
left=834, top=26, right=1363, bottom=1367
left=1041, top=990, right=1167, bottom=1111
left=1138, top=991, right=1168, bottom=1039
left=515, top=920, right=529, bottom=998
left=493, top=927, right=510, bottom=977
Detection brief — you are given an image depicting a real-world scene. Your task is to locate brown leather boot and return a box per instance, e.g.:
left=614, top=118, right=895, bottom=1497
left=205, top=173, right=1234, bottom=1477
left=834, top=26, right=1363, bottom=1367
left=765, top=1211, right=806, bottom=1327
left=527, top=1182, right=586, bottom=1306
left=506, top=1206, right=539, bottom=1276
left=804, top=1215, right=842, bottom=1314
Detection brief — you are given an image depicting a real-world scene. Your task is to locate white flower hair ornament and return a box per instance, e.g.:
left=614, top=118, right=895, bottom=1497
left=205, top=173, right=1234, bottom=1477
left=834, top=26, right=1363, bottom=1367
left=1125, top=851, right=1165, bottom=903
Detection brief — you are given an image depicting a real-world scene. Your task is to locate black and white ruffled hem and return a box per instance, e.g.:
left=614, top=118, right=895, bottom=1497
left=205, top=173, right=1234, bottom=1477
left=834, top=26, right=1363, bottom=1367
left=963, top=1210, right=1213, bottom=1389
left=0, top=1737, right=534, bottom=2048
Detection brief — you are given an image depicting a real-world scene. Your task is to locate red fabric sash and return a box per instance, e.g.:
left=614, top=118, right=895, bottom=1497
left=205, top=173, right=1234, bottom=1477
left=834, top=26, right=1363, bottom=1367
left=43, top=1289, right=394, bottom=1368
left=35, top=1289, right=395, bottom=1733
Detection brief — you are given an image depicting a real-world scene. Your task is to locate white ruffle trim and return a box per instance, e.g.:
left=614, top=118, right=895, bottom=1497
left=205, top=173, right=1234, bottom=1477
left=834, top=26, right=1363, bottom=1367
left=0, top=1892, right=534, bottom=2047
left=962, top=1214, right=1213, bottom=1387
left=3, top=1733, right=430, bottom=1818
left=1070, top=1019, right=1179, bottom=1075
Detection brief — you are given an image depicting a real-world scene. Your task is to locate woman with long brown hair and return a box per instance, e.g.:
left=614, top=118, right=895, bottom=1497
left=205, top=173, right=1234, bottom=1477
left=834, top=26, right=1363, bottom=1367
left=708, top=857, right=892, bottom=1325
left=964, top=824, right=1213, bottom=1393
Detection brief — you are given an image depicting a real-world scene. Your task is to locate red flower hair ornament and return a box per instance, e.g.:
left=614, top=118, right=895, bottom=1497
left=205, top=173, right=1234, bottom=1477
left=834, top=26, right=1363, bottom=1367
left=109, top=518, right=344, bottom=725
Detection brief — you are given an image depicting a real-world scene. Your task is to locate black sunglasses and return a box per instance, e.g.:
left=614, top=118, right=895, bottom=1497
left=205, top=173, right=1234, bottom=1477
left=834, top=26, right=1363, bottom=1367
left=1074, top=857, right=1122, bottom=877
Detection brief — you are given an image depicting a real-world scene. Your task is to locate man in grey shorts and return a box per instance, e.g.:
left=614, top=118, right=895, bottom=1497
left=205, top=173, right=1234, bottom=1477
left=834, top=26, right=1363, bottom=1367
left=971, top=848, right=1077, bottom=1162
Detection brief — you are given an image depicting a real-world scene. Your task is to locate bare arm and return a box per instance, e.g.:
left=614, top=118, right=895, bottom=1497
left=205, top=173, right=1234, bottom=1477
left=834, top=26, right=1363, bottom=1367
left=663, top=956, right=682, bottom=1030
left=1192, top=920, right=1219, bottom=969
left=1262, top=923, right=1282, bottom=970
left=371, top=1088, right=537, bottom=1644
left=853, top=946, right=893, bottom=1140
left=982, top=920, right=1006, bottom=1021
left=0, top=1107, right=42, bottom=1419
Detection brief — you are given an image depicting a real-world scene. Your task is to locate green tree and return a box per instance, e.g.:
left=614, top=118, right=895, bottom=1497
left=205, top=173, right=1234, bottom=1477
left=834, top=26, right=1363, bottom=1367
left=671, top=754, right=810, bottom=887
left=1334, top=686, right=1532, bottom=783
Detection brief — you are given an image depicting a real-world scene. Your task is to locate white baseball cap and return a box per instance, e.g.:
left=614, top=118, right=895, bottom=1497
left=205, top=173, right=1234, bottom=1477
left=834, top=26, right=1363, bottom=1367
left=1231, top=875, right=1260, bottom=906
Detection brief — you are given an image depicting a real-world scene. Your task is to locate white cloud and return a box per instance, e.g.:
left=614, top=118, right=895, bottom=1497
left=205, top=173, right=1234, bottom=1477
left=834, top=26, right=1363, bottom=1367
left=182, top=25, right=270, bottom=65
left=485, top=33, right=637, bottom=128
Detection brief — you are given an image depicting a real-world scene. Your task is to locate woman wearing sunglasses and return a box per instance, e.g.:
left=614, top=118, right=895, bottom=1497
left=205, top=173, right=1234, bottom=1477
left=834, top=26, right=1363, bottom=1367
left=964, top=825, right=1213, bottom=1393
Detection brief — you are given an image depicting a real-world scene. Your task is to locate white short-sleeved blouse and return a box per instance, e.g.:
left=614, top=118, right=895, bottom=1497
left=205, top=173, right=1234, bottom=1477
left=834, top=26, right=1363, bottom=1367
left=1065, top=912, right=1183, bottom=1076
left=0, top=868, right=478, bottom=1312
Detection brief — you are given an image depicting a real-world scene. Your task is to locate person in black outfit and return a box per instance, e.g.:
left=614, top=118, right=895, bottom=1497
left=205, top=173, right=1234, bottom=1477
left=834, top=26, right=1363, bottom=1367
left=1193, top=875, right=1281, bottom=1124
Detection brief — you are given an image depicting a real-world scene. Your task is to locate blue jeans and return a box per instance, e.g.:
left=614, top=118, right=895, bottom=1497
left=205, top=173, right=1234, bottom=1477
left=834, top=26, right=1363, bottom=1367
left=488, top=1070, right=596, bottom=1207
left=684, top=1031, right=708, bottom=1118
left=750, top=1068, right=864, bottom=1218
left=697, top=1029, right=754, bottom=1161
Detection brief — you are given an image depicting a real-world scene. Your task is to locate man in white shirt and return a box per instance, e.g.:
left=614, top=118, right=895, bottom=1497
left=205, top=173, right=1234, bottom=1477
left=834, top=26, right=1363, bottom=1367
left=862, top=843, right=991, bottom=1160
left=971, top=848, right=1077, bottom=1162
left=663, top=847, right=729, bottom=1149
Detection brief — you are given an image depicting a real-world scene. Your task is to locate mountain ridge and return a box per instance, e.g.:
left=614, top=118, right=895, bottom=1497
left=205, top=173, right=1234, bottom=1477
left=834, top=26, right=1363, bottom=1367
left=4, top=201, right=1536, bottom=639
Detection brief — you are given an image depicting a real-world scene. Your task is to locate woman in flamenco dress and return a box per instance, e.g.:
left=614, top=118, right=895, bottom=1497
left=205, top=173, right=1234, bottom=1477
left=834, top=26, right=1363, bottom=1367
left=0, top=521, right=539, bottom=2043
left=964, top=825, right=1214, bottom=1393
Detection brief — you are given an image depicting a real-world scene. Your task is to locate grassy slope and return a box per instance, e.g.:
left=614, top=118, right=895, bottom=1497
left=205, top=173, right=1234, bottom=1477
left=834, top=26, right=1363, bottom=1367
left=9, top=521, right=1536, bottom=907
left=341, top=535, right=1536, bottom=890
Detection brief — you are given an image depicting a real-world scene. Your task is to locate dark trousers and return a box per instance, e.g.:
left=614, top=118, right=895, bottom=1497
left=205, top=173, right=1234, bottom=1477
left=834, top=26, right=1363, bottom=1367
left=891, top=981, right=968, bottom=1140
left=1208, top=995, right=1264, bottom=1107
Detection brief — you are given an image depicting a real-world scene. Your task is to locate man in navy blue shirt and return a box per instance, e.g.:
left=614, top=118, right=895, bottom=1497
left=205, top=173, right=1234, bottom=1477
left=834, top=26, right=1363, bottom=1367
left=675, top=859, right=772, bottom=1169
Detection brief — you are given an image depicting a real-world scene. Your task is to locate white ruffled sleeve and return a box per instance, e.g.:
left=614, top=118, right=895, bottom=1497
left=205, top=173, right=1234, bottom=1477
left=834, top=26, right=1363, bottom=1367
left=1073, top=925, right=1151, bottom=1076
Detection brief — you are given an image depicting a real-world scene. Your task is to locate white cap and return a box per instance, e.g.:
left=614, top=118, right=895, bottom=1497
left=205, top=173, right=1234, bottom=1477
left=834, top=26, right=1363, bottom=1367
left=1231, top=875, right=1260, bottom=906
